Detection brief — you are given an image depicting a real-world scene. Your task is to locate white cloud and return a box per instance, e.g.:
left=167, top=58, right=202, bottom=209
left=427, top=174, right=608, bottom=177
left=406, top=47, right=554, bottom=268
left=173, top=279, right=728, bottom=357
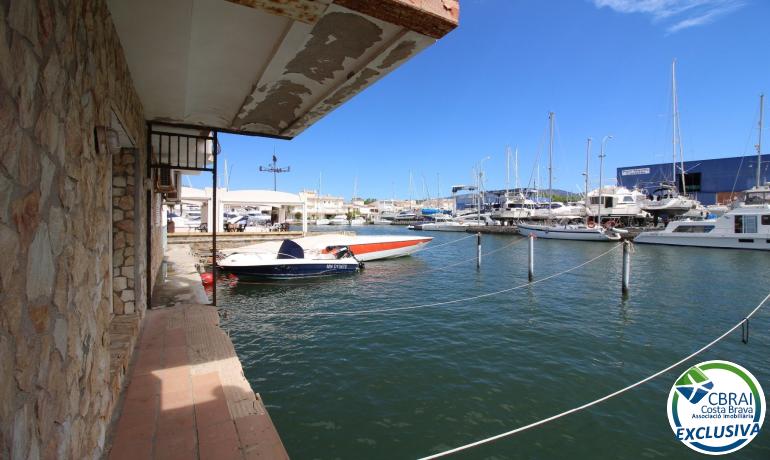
left=592, top=0, right=745, bottom=33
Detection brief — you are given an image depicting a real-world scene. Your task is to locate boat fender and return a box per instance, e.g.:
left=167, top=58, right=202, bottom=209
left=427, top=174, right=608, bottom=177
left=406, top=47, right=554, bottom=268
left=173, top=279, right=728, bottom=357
left=587, top=221, right=596, bottom=228
left=200, top=272, right=214, bottom=286
left=604, top=220, right=617, bottom=229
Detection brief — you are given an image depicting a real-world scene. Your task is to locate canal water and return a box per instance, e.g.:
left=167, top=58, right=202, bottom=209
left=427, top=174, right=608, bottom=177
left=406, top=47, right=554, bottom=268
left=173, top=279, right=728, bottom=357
left=218, top=226, right=770, bottom=459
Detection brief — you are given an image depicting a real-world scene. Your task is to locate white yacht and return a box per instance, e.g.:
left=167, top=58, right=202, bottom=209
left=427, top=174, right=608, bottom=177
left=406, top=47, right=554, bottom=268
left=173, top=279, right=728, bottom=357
left=412, top=221, right=471, bottom=232
left=314, top=218, right=331, bottom=225
left=531, top=201, right=585, bottom=220
left=586, top=186, right=650, bottom=224
left=636, top=94, right=769, bottom=250
left=329, top=214, right=348, bottom=225
left=349, top=217, right=366, bottom=226
left=455, top=213, right=495, bottom=226
left=491, top=191, right=538, bottom=221
left=410, top=214, right=472, bottom=231
left=640, top=183, right=701, bottom=217
left=635, top=185, right=770, bottom=250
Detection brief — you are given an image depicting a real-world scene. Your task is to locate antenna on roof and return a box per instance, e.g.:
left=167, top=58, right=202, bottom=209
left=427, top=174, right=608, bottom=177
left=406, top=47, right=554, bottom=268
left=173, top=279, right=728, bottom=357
left=259, top=150, right=290, bottom=191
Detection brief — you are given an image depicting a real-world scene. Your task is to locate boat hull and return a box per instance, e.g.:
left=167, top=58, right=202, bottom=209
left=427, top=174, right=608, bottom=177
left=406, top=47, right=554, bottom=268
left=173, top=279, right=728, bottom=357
left=517, top=223, right=620, bottom=241
left=225, top=234, right=434, bottom=262
left=634, top=233, right=770, bottom=250
left=344, top=238, right=433, bottom=261
left=410, top=223, right=470, bottom=232
left=219, top=260, right=360, bottom=279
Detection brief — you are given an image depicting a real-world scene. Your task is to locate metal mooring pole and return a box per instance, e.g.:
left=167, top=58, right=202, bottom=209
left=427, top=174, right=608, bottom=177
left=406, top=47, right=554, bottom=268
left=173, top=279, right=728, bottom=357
left=622, top=240, right=631, bottom=296
left=476, top=232, right=482, bottom=269
left=528, top=234, right=534, bottom=282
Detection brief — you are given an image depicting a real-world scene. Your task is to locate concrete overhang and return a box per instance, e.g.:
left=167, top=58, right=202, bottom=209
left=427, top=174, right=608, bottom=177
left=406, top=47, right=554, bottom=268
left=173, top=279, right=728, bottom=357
left=107, top=0, right=459, bottom=139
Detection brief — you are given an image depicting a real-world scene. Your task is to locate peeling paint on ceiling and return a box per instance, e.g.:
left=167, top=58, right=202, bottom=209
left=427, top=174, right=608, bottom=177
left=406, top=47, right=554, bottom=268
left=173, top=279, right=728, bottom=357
left=108, top=0, right=458, bottom=139
left=284, top=12, right=382, bottom=85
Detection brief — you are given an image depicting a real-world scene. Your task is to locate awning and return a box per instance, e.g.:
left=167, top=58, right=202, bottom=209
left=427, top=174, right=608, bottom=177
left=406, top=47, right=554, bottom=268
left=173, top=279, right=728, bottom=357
left=107, top=0, right=458, bottom=139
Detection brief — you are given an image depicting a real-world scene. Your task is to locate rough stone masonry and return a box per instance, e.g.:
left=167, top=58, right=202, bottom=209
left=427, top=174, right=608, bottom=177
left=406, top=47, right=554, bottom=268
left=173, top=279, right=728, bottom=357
left=0, top=0, right=162, bottom=458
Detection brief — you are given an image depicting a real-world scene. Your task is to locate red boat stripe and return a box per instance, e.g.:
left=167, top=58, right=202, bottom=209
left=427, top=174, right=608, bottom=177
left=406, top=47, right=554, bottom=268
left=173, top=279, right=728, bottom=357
left=347, top=239, right=432, bottom=255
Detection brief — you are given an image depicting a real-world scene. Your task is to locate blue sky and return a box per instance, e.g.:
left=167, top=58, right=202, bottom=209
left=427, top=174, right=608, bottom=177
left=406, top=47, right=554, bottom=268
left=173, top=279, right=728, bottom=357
left=189, top=0, right=769, bottom=199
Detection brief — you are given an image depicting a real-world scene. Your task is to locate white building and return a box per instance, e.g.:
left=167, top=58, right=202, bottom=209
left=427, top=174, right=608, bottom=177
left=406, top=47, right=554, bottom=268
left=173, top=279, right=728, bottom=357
left=180, top=186, right=307, bottom=232
left=298, top=190, right=346, bottom=219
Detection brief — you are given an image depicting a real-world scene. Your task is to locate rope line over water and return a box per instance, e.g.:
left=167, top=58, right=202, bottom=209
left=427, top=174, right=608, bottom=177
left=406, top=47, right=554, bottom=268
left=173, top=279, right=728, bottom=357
left=417, top=290, right=770, bottom=460
left=364, top=236, right=529, bottom=287
left=258, top=243, right=622, bottom=317
left=409, top=233, right=476, bottom=254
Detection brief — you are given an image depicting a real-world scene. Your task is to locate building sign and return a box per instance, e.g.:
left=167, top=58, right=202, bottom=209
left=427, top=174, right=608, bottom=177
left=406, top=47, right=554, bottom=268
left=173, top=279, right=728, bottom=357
left=621, top=167, right=650, bottom=176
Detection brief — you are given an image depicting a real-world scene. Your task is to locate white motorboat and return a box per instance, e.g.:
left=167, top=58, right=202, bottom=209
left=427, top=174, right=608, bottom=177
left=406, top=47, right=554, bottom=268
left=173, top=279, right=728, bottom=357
left=329, top=214, right=348, bottom=225
left=634, top=193, right=770, bottom=250
left=641, top=183, right=701, bottom=217
left=586, top=186, right=650, bottom=224
left=218, top=239, right=362, bottom=279
left=531, top=201, right=585, bottom=220
left=315, top=218, right=330, bottom=225
left=636, top=94, right=770, bottom=250
left=410, top=221, right=471, bottom=232
left=455, top=213, right=494, bottom=226
left=491, top=194, right=537, bottom=221
left=226, top=233, right=434, bottom=262
left=349, top=217, right=366, bottom=226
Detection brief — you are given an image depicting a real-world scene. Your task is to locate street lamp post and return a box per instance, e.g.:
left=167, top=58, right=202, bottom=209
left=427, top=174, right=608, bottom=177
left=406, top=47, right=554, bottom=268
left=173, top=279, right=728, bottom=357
left=477, top=156, right=491, bottom=224
left=597, top=135, right=613, bottom=225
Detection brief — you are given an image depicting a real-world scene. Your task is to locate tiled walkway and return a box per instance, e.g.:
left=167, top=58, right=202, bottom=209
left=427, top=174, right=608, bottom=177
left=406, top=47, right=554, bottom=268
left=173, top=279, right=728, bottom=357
left=106, top=304, right=287, bottom=460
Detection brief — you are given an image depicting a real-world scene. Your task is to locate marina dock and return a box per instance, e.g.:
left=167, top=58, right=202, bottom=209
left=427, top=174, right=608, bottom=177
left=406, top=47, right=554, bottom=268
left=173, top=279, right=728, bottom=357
left=106, top=246, right=287, bottom=460
left=465, top=225, right=643, bottom=240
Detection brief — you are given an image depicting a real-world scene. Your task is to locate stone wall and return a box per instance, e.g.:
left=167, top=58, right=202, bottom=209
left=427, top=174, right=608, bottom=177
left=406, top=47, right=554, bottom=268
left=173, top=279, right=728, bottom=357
left=0, top=0, right=150, bottom=458
left=112, top=149, right=137, bottom=315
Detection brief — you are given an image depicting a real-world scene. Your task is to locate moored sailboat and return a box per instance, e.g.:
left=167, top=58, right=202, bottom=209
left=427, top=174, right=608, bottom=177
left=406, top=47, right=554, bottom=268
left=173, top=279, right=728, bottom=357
left=516, top=115, right=621, bottom=241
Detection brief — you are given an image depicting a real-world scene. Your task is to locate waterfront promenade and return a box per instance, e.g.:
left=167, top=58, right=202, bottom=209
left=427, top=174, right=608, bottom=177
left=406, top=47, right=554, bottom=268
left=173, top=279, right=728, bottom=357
left=105, top=246, right=286, bottom=460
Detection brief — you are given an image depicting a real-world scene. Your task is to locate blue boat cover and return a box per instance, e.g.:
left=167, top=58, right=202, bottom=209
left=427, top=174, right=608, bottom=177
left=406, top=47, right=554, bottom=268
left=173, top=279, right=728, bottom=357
left=277, top=239, right=304, bottom=259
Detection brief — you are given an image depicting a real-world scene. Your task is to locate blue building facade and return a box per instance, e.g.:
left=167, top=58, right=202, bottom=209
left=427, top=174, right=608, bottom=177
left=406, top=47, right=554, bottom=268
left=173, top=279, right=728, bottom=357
left=616, top=154, right=768, bottom=205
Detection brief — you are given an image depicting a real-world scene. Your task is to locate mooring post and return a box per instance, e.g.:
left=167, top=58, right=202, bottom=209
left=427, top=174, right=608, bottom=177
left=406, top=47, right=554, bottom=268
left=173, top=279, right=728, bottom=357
left=528, top=234, right=534, bottom=282
left=476, top=232, right=482, bottom=269
left=622, top=240, right=631, bottom=296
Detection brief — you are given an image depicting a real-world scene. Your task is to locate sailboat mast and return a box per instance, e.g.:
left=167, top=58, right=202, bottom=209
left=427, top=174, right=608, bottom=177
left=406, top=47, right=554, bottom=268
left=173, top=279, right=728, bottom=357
left=505, top=146, right=511, bottom=195
left=514, top=146, right=519, bottom=190
left=672, top=59, right=677, bottom=184
left=757, top=93, right=764, bottom=188
left=584, top=137, right=592, bottom=211
left=672, top=59, right=687, bottom=194
left=548, top=112, right=554, bottom=218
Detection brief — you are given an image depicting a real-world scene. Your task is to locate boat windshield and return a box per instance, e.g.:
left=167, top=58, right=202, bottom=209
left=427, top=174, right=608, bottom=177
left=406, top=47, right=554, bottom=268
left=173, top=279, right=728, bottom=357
left=672, top=225, right=715, bottom=233
left=744, top=190, right=770, bottom=205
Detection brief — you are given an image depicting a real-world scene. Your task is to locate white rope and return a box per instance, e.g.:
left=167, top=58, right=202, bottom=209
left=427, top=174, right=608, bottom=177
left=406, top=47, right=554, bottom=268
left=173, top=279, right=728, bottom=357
left=418, top=290, right=770, bottom=460
left=258, top=243, right=622, bottom=317
left=408, top=233, right=476, bottom=254
left=364, top=236, right=529, bottom=288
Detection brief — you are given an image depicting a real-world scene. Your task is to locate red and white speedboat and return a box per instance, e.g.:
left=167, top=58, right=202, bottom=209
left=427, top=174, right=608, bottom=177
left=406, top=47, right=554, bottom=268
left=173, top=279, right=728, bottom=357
left=224, top=233, right=433, bottom=262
